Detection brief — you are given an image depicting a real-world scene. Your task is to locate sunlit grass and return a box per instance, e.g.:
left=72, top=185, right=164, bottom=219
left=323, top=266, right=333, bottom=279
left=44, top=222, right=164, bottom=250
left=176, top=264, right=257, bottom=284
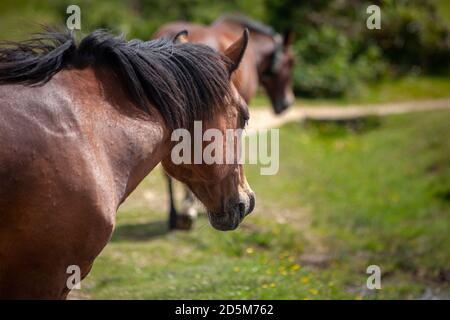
left=75, top=110, right=450, bottom=299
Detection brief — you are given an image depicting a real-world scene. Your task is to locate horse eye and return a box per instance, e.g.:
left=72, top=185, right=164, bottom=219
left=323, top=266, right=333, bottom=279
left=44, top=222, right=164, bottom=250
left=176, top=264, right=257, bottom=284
left=243, top=115, right=249, bottom=127
left=240, top=104, right=249, bottom=127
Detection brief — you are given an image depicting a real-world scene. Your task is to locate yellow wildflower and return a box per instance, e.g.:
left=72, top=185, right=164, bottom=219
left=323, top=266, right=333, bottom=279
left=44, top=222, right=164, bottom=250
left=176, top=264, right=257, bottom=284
left=309, top=288, right=318, bottom=295
left=290, top=264, right=301, bottom=271
left=301, top=276, right=310, bottom=284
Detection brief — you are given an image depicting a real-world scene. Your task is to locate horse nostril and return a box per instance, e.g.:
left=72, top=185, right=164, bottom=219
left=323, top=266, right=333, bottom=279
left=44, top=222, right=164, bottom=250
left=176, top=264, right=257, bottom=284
left=274, top=100, right=289, bottom=114
left=238, top=202, right=246, bottom=219
left=248, top=192, right=255, bottom=215
left=274, top=106, right=284, bottom=114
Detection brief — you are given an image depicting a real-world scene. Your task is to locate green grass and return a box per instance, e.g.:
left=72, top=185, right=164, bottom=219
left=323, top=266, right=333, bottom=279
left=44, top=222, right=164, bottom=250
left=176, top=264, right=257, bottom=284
left=340, top=76, right=450, bottom=105
left=436, top=0, right=450, bottom=24
left=248, top=111, right=450, bottom=297
left=74, top=109, right=450, bottom=299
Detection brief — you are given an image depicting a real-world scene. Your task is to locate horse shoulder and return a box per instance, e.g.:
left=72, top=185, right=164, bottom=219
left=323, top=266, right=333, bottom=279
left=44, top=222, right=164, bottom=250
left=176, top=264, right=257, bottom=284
left=0, top=74, right=118, bottom=227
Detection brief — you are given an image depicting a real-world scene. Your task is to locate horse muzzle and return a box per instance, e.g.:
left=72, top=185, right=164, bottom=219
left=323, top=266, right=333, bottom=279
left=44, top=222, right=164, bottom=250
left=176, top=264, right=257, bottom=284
left=207, top=191, right=255, bottom=231
left=273, top=91, right=295, bottom=114
left=273, top=98, right=292, bottom=114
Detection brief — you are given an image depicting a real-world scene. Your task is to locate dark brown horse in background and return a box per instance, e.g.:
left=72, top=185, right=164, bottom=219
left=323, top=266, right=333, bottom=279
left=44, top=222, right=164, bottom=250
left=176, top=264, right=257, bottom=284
left=154, top=15, right=295, bottom=230
left=155, top=15, right=296, bottom=113
left=0, top=29, right=254, bottom=298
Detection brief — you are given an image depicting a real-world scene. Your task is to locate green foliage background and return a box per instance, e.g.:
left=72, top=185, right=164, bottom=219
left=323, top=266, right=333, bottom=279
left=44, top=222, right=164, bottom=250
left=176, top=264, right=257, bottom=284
left=0, top=1, right=449, bottom=299
left=0, top=0, right=449, bottom=97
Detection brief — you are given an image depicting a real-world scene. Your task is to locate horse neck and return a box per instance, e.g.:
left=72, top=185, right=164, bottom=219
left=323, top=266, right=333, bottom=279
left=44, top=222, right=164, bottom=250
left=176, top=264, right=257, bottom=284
left=67, top=67, right=170, bottom=206
left=214, top=20, right=275, bottom=74
left=248, top=32, right=277, bottom=75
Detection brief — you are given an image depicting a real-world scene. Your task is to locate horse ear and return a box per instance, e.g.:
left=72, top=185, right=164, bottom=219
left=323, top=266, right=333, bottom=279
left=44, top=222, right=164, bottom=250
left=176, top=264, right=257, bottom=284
left=283, top=29, right=295, bottom=48
left=223, top=28, right=249, bottom=74
left=172, top=30, right=189, bottom=43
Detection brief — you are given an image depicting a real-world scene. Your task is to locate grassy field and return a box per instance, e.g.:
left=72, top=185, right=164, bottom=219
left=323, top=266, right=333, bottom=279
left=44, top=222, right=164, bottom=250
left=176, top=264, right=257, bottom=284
left=251, top=76, right=450, bottom=107
left=73, top=109, right=450, bottom=299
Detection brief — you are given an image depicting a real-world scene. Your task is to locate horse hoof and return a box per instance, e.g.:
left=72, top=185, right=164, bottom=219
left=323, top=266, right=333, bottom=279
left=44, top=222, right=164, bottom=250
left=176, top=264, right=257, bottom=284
left=172, top=214, right=194, bottom=230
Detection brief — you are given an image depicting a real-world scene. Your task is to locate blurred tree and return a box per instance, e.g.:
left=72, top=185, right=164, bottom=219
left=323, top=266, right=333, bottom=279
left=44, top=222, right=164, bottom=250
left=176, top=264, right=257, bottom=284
left=0, top=0, right=448, bottom=97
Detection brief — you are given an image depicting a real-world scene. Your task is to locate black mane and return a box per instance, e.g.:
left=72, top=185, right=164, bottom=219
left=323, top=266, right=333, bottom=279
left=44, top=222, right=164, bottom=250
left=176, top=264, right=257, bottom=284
left=213, top=14, right=278, bottom=37
left=0, top=29, right=233, bottom=129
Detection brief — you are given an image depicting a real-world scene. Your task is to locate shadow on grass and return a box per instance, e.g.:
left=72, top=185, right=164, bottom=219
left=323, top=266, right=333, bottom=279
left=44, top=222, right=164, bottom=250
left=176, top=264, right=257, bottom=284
left=303, top=115, right=382, bottom=137
left=111, top=220, right=169, bottom=242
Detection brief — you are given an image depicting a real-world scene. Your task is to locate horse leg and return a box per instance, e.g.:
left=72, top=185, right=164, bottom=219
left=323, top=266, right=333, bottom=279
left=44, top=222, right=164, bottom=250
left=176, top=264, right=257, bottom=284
left=181, top=188, right=197, bottom=221
left=165, top=173, right=194, bottom=230
left=166, top=172, right=179, bottom=230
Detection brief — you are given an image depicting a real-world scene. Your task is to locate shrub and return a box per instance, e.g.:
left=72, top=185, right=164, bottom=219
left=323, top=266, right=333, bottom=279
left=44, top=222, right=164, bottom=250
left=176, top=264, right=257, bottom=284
left=293, top=26, right=387, bottom=97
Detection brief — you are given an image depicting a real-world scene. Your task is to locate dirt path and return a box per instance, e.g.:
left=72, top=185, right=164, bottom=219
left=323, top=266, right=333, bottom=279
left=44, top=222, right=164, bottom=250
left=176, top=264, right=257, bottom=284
left=123, top=98, right=450, bottom=214
left=245, top=98, right=450, bottom=268
left=248, top=98, right=450, bottom=130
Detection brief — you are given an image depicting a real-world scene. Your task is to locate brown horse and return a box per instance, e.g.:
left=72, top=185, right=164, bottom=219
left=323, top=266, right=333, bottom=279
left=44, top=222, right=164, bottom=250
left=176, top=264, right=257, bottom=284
left=154, top=15, right=295, bottom=230
left=0, top=29, right=254, bottom=299
left=155, top=15, right=296, bottom=113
